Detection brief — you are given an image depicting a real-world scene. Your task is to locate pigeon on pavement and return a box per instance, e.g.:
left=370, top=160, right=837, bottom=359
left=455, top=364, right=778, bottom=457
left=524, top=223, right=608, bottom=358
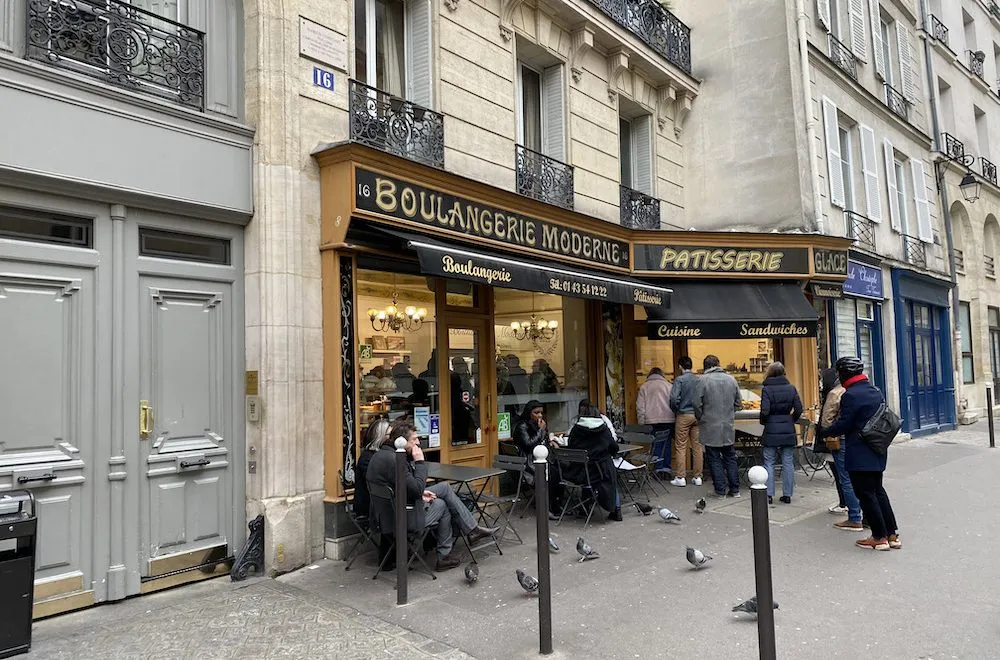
left=695, top=497, right=707, bottom=513
left=548, top=536, right=560, bottom=552
left=576, top=537, right=600, bottom=562
left=464, top=562, right=479, bottom=585
left=686, top=546, right=712, bottom=569
left=658, top=508, right=681, bottom=523
left=732, top=596, right=779, bottom=615
left=516, top=568, right=539, bottom=594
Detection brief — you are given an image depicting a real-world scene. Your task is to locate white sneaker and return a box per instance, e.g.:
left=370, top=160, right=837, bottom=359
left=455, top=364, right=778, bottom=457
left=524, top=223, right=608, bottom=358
left=670, top=477, right=687, bottom=487
left=692, top=477, right=703, bottom=486
left=828, top=505, right=848, bottom=515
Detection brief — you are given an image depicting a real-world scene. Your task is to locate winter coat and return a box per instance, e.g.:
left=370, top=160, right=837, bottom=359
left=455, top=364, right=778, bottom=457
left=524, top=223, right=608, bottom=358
left=693, top=367, right=742, bottom=447
left=637, top=373, right=675, bottom=424
left=365, top=445, right=428, bottom=534
left=759, top=376, right=803, bottom=448
left=559, top=417, right=620, bottom=512
left=669, top=370, right=698, bottom=415
left=513, top=419, right=547, bottom=456
left=353, top=448, right=376, bottom=519
left=819, top=384, right=845, bottom=451
left=821, top=376, right=887, bottom=472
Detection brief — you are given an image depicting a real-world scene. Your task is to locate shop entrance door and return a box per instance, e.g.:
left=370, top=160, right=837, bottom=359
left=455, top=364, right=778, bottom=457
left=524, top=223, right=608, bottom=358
left=990, top=307, right=1000, bottom=395
left=444, top=319, right=494, bottom=468
left=907, top=302, right=945, bottom=429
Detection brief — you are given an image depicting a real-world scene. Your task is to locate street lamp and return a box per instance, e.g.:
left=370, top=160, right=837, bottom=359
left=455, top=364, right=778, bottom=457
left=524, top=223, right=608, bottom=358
left=959, top=172, right=981, bottom=203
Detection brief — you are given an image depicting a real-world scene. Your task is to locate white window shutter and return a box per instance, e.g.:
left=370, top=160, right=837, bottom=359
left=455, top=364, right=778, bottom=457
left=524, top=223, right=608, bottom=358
left=870, top=0, right=885, bottom=80
left=631, top=115, right=654, bottom=195
left=849, top=0, right=868, bottom=62
left=817, top=0, right=831, bottom=30
left=859, top=124, right=882, bottom=222
left=405, top=0, right=433, bottom=109
left=884, top=138, right=901, bottom=232
left=541, top=64, right=565, bottom=162
left=896, top=22, right=916, bottom=102
left=823, top=97, right=846, bottom=208
left=911, top=160, right=933, bottom=243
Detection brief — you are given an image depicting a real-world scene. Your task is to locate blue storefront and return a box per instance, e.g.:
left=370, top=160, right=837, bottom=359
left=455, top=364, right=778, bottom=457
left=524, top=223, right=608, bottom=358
left=829, top=258, right=886, bottom=391
left=891, top=268, right=956, bottom=435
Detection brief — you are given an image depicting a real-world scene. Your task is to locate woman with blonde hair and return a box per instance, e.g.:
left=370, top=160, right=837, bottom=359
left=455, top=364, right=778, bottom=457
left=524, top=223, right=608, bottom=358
left=759, top=362, right=803, bottom=504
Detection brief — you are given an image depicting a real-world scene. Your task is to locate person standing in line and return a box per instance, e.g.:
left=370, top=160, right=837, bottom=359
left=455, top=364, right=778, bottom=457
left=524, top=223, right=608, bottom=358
left=819, top=370, right=865, bottom=531
left=637, top=367, right=675, bottom=479
left=759, top=362, right=803, bottom=504
left=819, top=368, right=847, bottom=514
left=669, top=356, right=703, bottom=487
left=694, top=355, right=742, bottom=498
left=819, top=356, right=900, bottom=551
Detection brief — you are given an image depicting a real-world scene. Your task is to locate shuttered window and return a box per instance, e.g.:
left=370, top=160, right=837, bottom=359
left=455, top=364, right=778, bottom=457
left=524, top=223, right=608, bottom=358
left=818, top=0, right=832, bottom=31
left=823, top=97, right=847, bottom=208
left=619, top=115, right=654, bottom=195
left=849, top=0, right=868, bottom=62
left=405, top=0, right=433, bottom=108
left=870, top=1, right=886, bottom=80
left=541, top=64, right=565, bottom=161
left=835, top=298, right=858, bottom=360
left=859, top=124, right=882, bottom=222
left=883, top=138, right=902, bottom=232
left=911, top=159, right=933, bottom=243
left=896, top=21, right=916, bottom=102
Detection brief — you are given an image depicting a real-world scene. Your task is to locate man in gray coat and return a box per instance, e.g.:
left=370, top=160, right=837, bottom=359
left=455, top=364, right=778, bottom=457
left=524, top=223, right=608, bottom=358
left=693, top=355, right=742, bottom=497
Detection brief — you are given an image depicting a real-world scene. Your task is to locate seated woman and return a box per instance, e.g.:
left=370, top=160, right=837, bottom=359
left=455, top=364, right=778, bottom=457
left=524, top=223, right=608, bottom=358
left=552, top=405, right=623, bottom=522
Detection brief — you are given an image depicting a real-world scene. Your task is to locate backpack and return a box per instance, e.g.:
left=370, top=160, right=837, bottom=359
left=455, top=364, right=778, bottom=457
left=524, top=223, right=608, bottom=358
left=859, top=394, right=902, bottom=456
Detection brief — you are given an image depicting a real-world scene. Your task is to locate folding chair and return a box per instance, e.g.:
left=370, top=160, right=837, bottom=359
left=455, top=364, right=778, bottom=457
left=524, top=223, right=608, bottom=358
left=339, top=469, right=377, bottom=571
left=369, top=483, right=437, bottom=581
left=795, top=419, right=831, bottom=480
left=552, top=448, right=599, bottom=529
left=620, top=429, right=665, bottom=498
left=476, top=455, right=526, bottom=544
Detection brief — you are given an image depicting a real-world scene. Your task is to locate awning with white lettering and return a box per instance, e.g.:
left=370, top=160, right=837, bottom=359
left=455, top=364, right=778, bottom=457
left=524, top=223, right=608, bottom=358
left=370, top=227, right=672, bottom=307
left=645, top=282, right=818, bottom=340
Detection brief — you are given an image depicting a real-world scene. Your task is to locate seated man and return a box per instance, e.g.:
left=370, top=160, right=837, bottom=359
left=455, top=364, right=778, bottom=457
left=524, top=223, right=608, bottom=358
left=366, top=418, right=498, bottom=572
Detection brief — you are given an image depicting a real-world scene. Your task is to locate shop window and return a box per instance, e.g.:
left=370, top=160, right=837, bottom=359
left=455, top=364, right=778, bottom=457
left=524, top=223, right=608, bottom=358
left=494, top=290, right=589, bottom=435
left=356, top=269, right=440, bottom=450
left=960, top=301, right=974, bottom=384
left=686, top=339, right=776, bottom=407
left=634, top=336, right=674, bottom=386
left=354, top=0, right=432, bottom=106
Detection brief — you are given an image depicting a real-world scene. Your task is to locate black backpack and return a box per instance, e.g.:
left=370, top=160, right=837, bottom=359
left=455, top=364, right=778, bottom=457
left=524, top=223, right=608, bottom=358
left=859, top=394, right=902, bottom=456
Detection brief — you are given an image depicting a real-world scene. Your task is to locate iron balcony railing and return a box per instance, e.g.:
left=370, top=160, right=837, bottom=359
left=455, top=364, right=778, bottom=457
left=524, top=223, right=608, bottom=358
left=587, top=0, right=691, bottom=74
left=954, top=248, right=965, bottom=274
left=620, top=185, right=660, bottom=229
left=26, top=0, right=205, bottom=109
left=987, top=254, right=997, bottom=278
left=983, top=157, right=998, bottom=186
left=931, top=15, right=949, bottom=47
left=828, top=33, right=857, bottom=80
left=348, top=80, right=445, bottom=169
left=846, top=211, right=877, bottom=252
left=515, top=145, right=574, bottom=210
left=884, top=82, right=908, bottom=121
left=970, top=51, right=986, bottom=80
left=903, top=235, right=927, bottom=269
left=942, top=132, right=966, bottom=161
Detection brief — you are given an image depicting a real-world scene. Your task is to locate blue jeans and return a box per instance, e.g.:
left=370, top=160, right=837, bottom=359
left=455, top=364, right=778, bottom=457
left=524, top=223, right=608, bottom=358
left=650, top=423, right=674, bottom=473
left=704, top=445, right=739, bottom=495
left=763, top=446, right=794, bottom=498
left=832, top=448, right=862, bottom=523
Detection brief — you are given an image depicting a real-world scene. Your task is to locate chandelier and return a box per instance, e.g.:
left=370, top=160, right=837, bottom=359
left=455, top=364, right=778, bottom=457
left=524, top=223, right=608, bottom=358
left=510, top=314, right=558, bottom=342
left=367, top=290, right=426, bottom=333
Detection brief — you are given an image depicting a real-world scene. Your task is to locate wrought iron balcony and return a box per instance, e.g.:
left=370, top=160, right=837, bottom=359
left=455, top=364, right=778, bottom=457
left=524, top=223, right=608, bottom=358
left=26, top=0, right=205, bottom=109
left=903, top=235, right=927, bottom=269
left=942, top=132, right=966, bottom=161
left=954, top=248, right=965, bottom=274
left=515, top=145, right=574, bottom=210
left=982, top=157, right=998, bottom=186
left=586, top=0, right=691, bottom=74
left=620, top=185, right=660, bottom=229
left=987, top=254, right=997, bottom=279
left=846, top=211, right=877, bottom=252
left=970, top=51, right=986, bottom=80
left=931, top=15, right=949, bottom=47
left=884, top=83, right=908, bottom=121
left=828, top=33, right=857, bottom=80
left=349, top=80, right=445, bottom=169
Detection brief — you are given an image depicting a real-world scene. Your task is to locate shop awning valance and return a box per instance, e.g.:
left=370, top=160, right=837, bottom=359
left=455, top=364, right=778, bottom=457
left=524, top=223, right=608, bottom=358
left=374, top=227, right=671, bottom=307
left=645, top=282, right=818, bottom=340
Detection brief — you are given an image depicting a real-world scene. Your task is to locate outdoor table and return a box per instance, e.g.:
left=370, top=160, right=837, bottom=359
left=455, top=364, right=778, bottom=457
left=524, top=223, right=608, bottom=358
left=425, top=462, right=506, bottom=557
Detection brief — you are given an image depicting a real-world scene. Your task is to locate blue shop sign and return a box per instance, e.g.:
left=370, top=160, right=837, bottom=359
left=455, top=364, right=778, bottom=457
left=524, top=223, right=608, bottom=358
left=843, top=260, right=884, bottom=299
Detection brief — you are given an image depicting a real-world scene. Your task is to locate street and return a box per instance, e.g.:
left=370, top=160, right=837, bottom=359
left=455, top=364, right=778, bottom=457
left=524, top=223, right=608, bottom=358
left=30, top=423, right=1000, bottom=659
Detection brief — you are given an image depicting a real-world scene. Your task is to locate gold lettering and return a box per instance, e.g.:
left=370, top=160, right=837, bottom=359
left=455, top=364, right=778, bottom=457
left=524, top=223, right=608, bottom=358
left=735, top=252, right=750, bottom=270
left=659, top=248, right=678, bottom=270
left=721, top=250, right=737, bottom=270
left=435, top=196, right=449, bottom=226
left=419, top=192, right=435, bottom=222
left=571, top=232, right=582, bottom=256
left=542, top=224, right=558, bottom=252
left=400, top=187, right=417, bottom=217
left=767, top=252, right=783, bottom=271
left=559, top=230, right=570, bottom=253
left=447, top=202, right=462, bottom=228
left=747, top=251, right=763, bottom=271
left=525, top=221, right=536, bottom=246
left=480, top=210, right=494, bottom=236
left=707, top=250, right=723, bottom=270
left=376, top=178, right=398, bottom=213
left=582, top=236, right=593, bottom=259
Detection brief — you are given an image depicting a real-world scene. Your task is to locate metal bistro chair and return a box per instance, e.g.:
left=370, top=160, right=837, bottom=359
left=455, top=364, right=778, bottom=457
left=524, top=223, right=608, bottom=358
left=735, top=430, right=764, bottom=488
left=621, top=425, right=666, bottom=498
left=475, top=455, right=526, bottom=545
left=338, top=469, right=376, bottom=571
left=552, top=447, right=599, bottom=529
left=795, top=418, right=831, bottom=480
left=369, top=483, right=437, bottom=581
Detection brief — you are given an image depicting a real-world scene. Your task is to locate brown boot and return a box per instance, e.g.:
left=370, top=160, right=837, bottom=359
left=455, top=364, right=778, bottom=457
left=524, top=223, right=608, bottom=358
left=435, top=552, right=462, bottom=571
left=855, top=536, right=890, bottom=551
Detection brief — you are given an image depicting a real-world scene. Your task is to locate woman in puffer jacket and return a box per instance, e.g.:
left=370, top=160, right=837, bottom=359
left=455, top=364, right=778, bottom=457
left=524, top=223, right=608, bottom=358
left=760, top=362, right=803, bottom=504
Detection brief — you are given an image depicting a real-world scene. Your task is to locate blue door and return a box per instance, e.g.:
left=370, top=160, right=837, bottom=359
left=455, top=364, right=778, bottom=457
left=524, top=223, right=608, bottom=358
left=905, top=302, right=946, bottom=428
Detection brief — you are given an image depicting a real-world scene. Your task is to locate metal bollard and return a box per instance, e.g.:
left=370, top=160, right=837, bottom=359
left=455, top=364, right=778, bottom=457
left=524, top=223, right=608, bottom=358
left=988, top=388, right=996, bottom=449
left=748, top=465, right=776, bottom=660
left=394, top=437, right=409, bottom=606
left=533, top=445, right=553, bottom=655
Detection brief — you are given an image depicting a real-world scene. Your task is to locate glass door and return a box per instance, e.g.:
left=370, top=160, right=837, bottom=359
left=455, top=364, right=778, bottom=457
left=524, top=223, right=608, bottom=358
left=445, top=319, right=494, bottom=467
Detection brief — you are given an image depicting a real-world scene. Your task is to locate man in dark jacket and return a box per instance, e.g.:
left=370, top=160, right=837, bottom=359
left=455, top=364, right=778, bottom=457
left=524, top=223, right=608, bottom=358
left=819, top=357, right=900, bottom=551
left=694, top=355, right=742, bottom=497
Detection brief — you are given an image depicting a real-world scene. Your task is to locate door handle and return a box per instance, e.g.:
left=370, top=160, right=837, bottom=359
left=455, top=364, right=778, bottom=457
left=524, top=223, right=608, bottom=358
left=16, top=473, right=56, bottom=485
left=140, top=400, right=154, bottom=439
left=180, top=458, right=210, bottom=469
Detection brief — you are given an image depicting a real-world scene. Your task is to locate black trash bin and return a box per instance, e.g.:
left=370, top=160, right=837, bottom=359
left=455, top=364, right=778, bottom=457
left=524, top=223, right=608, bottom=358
left=0, top=490, right=36, bottom=659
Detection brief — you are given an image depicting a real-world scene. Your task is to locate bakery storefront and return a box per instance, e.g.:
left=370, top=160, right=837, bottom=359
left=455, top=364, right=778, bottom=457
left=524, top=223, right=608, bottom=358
left=315, top=143, right=850, bottom=539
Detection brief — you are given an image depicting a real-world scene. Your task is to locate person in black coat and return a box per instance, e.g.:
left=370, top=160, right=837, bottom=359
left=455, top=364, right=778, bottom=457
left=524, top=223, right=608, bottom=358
left=512, top=400, right=549, bottom=458
left=759, top=362, right=803, bottom=503
left=552, top=405, right=622, bottom=522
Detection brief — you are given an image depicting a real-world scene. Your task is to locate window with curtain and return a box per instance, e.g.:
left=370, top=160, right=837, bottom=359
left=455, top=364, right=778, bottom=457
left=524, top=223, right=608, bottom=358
left=835, top=298, right=858, bottom=360
left=838, top=125, right=855, bottom=211
left=516, top=60, right=565, bottom=160
left=960, top=301, right=974, bottom=384
left=619, top=112, right=653, bottom=195
left=519, top=64, right=542, bottom=153
left=354, top=0, right=432, bottom=104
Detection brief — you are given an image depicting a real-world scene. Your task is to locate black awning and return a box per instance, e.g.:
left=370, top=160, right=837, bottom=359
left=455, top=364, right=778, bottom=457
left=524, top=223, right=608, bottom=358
left=645, top=281, right=818, bottom=340
left=372, top=226, right=671, bottom=307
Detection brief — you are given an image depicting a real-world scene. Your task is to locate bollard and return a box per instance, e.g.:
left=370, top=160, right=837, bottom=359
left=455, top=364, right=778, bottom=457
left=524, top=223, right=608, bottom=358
left=748, top=465, right=776, bottom=660
left=394, top=437, right=409, bottom=606
left=533, top=445, right=553, bottom=656
left=988, top=388, right=996, bottom=449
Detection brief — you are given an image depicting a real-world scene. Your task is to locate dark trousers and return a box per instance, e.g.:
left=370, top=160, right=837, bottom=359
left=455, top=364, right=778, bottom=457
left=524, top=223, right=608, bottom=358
left=848, top=470, right=898, bottom=539
left=829, top=460, right=846, bottom=507
left=705, top=445, right=739, bottom=495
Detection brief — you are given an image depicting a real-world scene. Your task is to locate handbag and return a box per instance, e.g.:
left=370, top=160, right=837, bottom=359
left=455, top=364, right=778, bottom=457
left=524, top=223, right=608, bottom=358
left=859, top=401, right=902, bottom=456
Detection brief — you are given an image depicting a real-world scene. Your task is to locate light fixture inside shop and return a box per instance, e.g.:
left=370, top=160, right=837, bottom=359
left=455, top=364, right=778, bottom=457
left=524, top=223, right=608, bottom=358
left=960, top=172, right=981, bottom=204
left=510, top=314, right=558, bottom=342
left=367, top=290, right=426, bottom=333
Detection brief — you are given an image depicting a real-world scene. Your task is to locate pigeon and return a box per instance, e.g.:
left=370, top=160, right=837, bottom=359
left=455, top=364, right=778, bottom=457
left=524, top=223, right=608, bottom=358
left=576, top=537, right=600, bottom=562
left=635, top=501, right=653, bottom=516
left=686, top=546, right=712, bottom=569
left=516, top=568, right=539, bottom=594
left=464, top=562, right=479, bottom=585
left=548, top=536, right=560, bottom=552
left=732, top=596, right=779, bottom=615
left=658, top=507, right=681, bottom=523
left=695, top=497, right=707, bottom=513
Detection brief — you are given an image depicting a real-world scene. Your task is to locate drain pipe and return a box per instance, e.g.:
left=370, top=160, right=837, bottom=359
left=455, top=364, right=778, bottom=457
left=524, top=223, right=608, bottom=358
left=796, top=0, right=825, bottom=234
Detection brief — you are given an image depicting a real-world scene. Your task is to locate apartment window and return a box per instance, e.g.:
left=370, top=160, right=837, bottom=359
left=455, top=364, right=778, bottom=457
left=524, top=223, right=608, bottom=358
left=976, top=106, right=990, bottom=158
left=963, top=9, right=976, bottom=53
left=960, top=301, right=975, bottom=384
left=838, top=125, right=855, bottom=211
left=880, top=18, right=894, bottom=85
left=516, top=59, right=565, bottom=161
left=894, top=158, right=909, bottom=233
left=354, top=0, right=432, bottom=105
left=619, top=112, right=653, bottom=195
